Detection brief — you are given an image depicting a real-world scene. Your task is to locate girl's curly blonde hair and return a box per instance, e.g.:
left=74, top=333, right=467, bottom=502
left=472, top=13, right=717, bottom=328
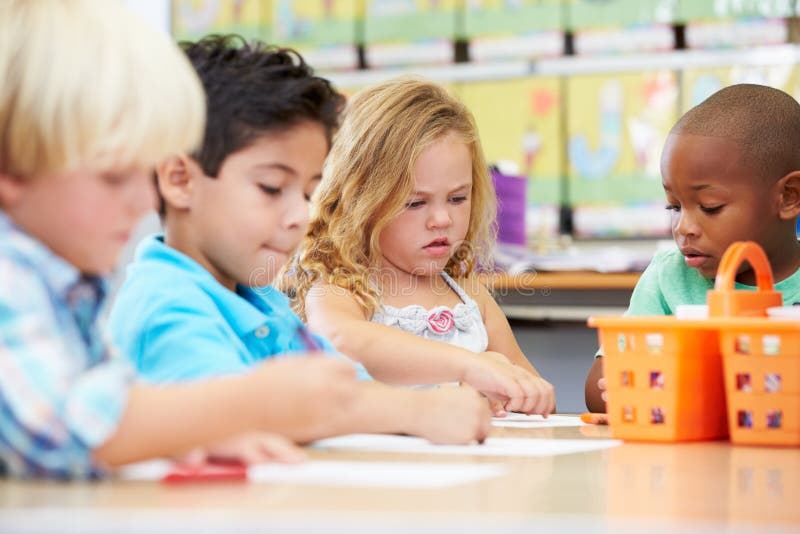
left=284, top=76, right=496, bottom=320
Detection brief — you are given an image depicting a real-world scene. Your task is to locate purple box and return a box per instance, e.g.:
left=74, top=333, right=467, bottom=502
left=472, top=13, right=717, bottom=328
left=491, top=168, right=526, bottom=245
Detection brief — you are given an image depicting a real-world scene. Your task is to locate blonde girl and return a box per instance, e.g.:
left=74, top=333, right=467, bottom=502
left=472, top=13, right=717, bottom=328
left=288, top=77, right=555, bottom=416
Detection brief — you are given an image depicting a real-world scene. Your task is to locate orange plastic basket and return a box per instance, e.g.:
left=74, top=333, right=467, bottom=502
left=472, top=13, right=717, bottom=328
left=588, top=242, right=788, bottom=443
left=588, top=315, right=727, bottom=441
left=711, top=243, right=799, bottom=446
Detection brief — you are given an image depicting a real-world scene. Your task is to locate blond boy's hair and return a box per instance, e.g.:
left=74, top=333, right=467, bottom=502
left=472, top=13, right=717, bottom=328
left=287, top=77, right=496, bottom=320
left=0, top=0, right=205, bottom=178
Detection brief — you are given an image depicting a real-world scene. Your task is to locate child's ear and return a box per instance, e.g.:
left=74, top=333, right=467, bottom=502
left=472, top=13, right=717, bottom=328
left=777, top=170, right=800, bottom=221
left=0, top=172, right=25, bottom=207
left=156, top=154, right=196, bottom=212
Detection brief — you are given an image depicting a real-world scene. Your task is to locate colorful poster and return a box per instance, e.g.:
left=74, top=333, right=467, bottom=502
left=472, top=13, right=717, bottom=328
left=567, top=71, right=677, bottom=237
left=568, top=0, right=677, bottom=30
left=681, top=64, right=800, bottom=112
left=272, top=0, right=359, bottom=48
left=457, top=77, right=562, bottom=239
left=364, top=0, right=458, bottom=43
left=457, top=77, right=562, bottom=205
left=172, top=0, right=269, bottom=42
left=678, top=0, right=795, bottom=22
left=463, top=0, right=563, bottom=37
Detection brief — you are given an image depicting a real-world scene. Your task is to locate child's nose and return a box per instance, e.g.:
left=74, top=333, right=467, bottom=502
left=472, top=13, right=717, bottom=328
left=427, top=207, right=452, bottom=229
left=673, top=210, right=700, bottom=238
left=284, top=194, right=310, bottom=230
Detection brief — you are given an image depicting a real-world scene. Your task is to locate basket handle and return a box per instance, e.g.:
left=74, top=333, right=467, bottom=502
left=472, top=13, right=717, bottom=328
left=713, top=241, right=774, bottom=292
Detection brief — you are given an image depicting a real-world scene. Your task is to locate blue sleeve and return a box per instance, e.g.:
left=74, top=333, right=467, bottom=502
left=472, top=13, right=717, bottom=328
left=313, top=333, right=372, bottom=381
left=111, top=296, right=249, bottom=384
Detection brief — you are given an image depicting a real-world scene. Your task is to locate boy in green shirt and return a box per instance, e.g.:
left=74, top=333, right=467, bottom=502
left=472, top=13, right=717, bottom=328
left=585, top=84, right=800, bottom=412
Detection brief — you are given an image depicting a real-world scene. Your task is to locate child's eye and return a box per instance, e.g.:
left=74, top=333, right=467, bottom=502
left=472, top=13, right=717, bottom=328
left=259, top=184, right=281, bottom=196
left=700, top=205, right=724, bottom=215
left=665, top=204, right=680, bottom=212
left=406, top=200, right=425, bottom=209
left=449, top=195, right=468, bottom=204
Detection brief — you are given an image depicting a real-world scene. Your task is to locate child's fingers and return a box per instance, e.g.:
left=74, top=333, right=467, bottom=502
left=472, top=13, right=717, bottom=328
left=259, top=435, right=306, bottom=464
left=532, top=378, right=555, bottom=415
left=489, top=371, right=522, bottom=406
left=176, top=447, right=208, bottom=466
left=487, top=397, right=506, bottom=417
left=598, top=377, right=606, bottom=390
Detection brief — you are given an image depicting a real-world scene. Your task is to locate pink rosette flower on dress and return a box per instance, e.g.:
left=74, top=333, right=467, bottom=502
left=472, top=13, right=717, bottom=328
left=427, top=309, right=455, bottom=334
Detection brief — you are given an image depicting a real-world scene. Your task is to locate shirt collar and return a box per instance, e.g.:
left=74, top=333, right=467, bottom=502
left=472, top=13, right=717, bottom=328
left=136, top=234, right=295, bottom=335
left=0, top=210, right=93, bottom=300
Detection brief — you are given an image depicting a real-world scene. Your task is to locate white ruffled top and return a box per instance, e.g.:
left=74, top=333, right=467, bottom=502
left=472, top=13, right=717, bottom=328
left=371, top=272, right=488, bottom=354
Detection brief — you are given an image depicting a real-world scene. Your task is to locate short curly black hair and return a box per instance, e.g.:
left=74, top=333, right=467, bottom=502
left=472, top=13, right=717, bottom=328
left=182, top=34, right=345, bottom=178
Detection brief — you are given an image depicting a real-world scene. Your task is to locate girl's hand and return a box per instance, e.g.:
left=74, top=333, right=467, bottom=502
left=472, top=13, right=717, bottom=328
left=462, top=352, right=556, bottom=416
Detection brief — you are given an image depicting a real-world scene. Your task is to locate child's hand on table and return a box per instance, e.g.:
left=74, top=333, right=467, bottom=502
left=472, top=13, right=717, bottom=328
left=180, top=433, right=306, bottom=466
left=463, top=351, right=555, bottom=416
left=412, top=386, right=492, bottom=444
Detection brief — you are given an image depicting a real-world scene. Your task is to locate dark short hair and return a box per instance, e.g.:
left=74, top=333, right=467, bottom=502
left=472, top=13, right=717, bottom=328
left=672, top=83, right=800, bottom=181
left=158, top=34, right=345, bottom=214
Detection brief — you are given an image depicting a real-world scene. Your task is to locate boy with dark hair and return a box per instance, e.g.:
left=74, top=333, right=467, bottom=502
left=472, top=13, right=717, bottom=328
left=586, top=84, right=800, bottom=412
left=0, top=2, right=357, bottom=479
left=110, top=35, right=492, bottom=445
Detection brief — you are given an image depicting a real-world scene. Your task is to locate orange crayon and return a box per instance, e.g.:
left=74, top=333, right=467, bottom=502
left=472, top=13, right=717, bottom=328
left=581, top=412, right=609, bottom=425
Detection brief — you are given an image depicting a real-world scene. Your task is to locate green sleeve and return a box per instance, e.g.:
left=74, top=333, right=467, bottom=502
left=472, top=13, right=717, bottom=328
left=623, top=254, right=671, bottom=317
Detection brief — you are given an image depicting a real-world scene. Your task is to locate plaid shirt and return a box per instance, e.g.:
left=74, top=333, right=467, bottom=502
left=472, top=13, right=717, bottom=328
left=0, top=212, right=133, bottom=479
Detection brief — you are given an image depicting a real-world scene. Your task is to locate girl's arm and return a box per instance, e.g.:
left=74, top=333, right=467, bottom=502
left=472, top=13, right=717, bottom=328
left=471, top=279, right=538, bottom=374
left=305, top=282, right=547, bottom=414
left=468, top=277, right=557, bottom=415
left=306, top=281, right=485, bottom=384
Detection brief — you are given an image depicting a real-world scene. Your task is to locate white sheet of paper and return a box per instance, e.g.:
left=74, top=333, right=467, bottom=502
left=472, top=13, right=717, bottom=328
left=312, top=435, right=621, bottom=457
left=119, top=460, right=507, bottom=488
left=492, top=414, right=587, bottom=428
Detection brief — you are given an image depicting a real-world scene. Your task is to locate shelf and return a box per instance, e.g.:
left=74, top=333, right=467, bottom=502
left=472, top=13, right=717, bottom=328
left=325, top=43, right=800, bottom=87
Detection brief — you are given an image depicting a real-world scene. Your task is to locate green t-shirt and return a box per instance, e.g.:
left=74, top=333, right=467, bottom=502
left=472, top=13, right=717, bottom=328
left=626, top=248, right=800, bottom=316
left=595, top=248, right=800, bottom=357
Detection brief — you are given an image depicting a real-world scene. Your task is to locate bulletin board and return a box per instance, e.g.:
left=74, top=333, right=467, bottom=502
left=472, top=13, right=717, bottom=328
left=681, top=64, right=800, bottom=112
left=462, top=0, right=563, bottom=38
left=456, top=77, right=562, bottom=206
left=568, top=0, right=677, bottom=30
left=172, top=0, right=269, bottom=42
left=364, top=0, right=457, bottom=43
left=677, top=0, right=795, bottom=22
left=271, top=0, right=359, bottom=49
left=567, top=70, right=678, bottom=237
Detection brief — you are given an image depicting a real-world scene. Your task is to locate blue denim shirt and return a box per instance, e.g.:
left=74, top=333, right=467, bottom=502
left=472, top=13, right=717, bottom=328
left=0, top=212, right=133, bottom=479
left=110, top=235, right=370, bottom=383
